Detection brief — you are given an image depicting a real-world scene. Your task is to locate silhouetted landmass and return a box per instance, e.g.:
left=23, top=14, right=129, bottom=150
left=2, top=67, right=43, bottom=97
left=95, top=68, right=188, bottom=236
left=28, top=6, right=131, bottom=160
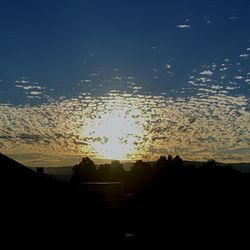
left=0, top=153, right=125, bottom=247
left=1, top=152, right=250, bottom=248
left=33, top=160, right=250, bottom=177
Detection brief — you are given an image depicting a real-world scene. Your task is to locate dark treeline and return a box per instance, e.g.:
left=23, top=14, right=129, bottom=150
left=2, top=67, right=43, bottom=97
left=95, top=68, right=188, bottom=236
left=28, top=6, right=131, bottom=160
left=1, top=152, right=250, bottom=248
left=69, top=155, right=250, bottom=247
left=70, top=155, right=244, bottom=186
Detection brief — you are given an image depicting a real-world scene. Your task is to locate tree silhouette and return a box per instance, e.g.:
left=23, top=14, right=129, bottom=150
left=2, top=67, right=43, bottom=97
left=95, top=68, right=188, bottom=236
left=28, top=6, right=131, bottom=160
left=97, top=160, right=126, bottom=181
left=155, top=155, right=168, bottom=168
left=154, top=155, right=183, bottom=170
left=131, top=160, right=151, bottom=174
left=71, top=157, right=97, bottom=182
left=172, top=155, right=183, bottom=168
left=98, top=164, right=111, bottom=181
left=202, top=159, right=217, bottom=169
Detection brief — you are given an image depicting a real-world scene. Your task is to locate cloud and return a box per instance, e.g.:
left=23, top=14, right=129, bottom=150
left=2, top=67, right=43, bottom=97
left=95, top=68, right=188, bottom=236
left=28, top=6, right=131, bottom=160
left=30, top=91, right=43, bottom=95
left=210, top=85, right=223, bottom=90
left=200, top=70, right=213, bottom=76
left=177, top=24, right=191, bottom=29
left=240, top=54, right=249, bottom=58
left=1, top=49, right=250, bottom=165
left=80, top=79, right=91, bottom=83
left=234, top=76, right=244, bottom=80
left=0, top=87, right=249, bottom=165
left=15, top=80, right=29, bottom=84
left=15, top=85, right=42, bottom=90
left=226, top=86, right=239, bottom=90
left=220, top=67, right=228, bottom=71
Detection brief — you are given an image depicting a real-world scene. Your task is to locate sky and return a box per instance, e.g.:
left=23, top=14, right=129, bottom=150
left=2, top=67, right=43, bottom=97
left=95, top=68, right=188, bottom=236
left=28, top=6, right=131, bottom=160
left=0, top=0, right=250, bottom=166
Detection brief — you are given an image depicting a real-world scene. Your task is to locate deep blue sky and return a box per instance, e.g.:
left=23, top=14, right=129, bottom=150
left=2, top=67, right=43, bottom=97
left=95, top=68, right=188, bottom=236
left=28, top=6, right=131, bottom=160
left=1, top=0, right=250, bottom=103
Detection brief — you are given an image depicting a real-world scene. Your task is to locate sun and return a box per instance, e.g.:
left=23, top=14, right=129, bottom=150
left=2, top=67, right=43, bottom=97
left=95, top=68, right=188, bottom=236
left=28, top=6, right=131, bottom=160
left=83, top=107, right=144, bottom=160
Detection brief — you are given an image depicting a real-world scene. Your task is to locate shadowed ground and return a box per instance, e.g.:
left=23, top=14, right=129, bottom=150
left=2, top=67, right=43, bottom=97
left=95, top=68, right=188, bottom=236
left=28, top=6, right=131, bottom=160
left=1, top=153, right=249, bottom=248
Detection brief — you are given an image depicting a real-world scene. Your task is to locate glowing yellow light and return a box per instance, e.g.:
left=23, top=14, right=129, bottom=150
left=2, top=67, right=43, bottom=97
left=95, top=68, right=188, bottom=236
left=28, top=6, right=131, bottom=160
left=83, top=106, right=144, bottom=160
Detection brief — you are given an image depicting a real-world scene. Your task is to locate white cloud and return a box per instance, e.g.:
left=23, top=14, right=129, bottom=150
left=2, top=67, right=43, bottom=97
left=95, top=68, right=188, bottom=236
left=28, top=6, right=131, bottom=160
left=210, top=85, right=223, bottom=90
left=114, top=77, right=122, bottom=80
left=240, top=54, right=249, bottom=58
left=166, top=64, right=171, bottom=70
left=220, top=67, right=228, bottom=71
left=15, top=80, right=29, bottom=84
left=200, top=70, right=213, bottom=76
left=80, top=80, right=91, bottom=83
left=226, top=86, right=239, bottom=90
left=234, top=76, right=244, bottom=80
left=177, top=24, right=191, bottom=29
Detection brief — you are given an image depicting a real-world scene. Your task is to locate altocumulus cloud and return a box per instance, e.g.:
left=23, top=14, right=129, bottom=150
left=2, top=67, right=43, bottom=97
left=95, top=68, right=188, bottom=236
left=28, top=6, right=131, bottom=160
left=177, top=24, right=191, bottom=29
left=0, top=87, right=250, bottom=165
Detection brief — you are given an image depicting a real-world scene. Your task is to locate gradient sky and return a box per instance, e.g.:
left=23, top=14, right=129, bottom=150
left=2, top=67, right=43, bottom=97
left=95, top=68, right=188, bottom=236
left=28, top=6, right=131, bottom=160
left=0, top=0, right=250, bottom=166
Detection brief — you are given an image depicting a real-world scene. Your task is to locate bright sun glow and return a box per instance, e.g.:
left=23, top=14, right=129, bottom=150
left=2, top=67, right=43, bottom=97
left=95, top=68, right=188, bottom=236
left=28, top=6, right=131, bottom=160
left=83, top=107, right=144, bottom=160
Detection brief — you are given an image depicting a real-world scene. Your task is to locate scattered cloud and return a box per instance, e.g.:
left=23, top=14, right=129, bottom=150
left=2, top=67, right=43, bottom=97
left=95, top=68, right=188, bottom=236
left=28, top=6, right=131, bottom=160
left=30, top=91, right=43, bottom=95
left=80, top=80, right=91, bottom=83
left=200, top=70, right=213, bottom=76
left=1, top=88, right=249, bottom=165
left=235, top=76, right=244, bottom=80
left=177, top=24, right=191, bottom=29
left=240, top=54, right=249, bottom=58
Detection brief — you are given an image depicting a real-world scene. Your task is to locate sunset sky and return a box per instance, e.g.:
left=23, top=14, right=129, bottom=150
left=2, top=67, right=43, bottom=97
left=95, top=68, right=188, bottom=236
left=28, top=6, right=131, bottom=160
left=0, top=0, right=250, bottom=166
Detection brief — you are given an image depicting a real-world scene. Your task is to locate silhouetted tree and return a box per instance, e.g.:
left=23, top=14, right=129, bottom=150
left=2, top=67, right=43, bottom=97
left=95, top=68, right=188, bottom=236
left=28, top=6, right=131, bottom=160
left=154, top=155, right=183, bottom=170
left=71, top=157, right=97, bottom=182
left=97, top=161, right=126, bottom=181
left=155, top=155, right=168, bottom=168
left=110, top=160, right=126, bottom=181
left=98, top=164, right=111, bottom=181
left=202, top=159, right=217, bottom=169
left=172, top=155, right=183, bottom=168
left=131, top=160, right=151, bottom=174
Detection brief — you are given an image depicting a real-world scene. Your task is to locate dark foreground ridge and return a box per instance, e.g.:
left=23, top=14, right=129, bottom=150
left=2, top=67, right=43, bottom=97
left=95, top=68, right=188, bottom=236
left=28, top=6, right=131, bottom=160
left=1, top=153, right=250, bottom=248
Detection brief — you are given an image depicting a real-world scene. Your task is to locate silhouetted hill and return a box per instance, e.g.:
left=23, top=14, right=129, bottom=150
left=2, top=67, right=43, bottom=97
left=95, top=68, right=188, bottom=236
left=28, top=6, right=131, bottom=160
left=0, top=153, right=126, bottom=247
left=184, top=160, right=250, bottom=172
left=30, top=165, right=73, bottom=175
left=0, top=152, right=37, bottom=178
left=2, top=153, right=250, bottom=247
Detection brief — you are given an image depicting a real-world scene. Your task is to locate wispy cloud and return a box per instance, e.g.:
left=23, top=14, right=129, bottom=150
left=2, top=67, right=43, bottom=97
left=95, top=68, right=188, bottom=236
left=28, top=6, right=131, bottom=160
left=177, top=24, right=191, bottom=29
left=200, top=70, right=213, bottom=76
left=240, top=54, right=249, bottom=58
